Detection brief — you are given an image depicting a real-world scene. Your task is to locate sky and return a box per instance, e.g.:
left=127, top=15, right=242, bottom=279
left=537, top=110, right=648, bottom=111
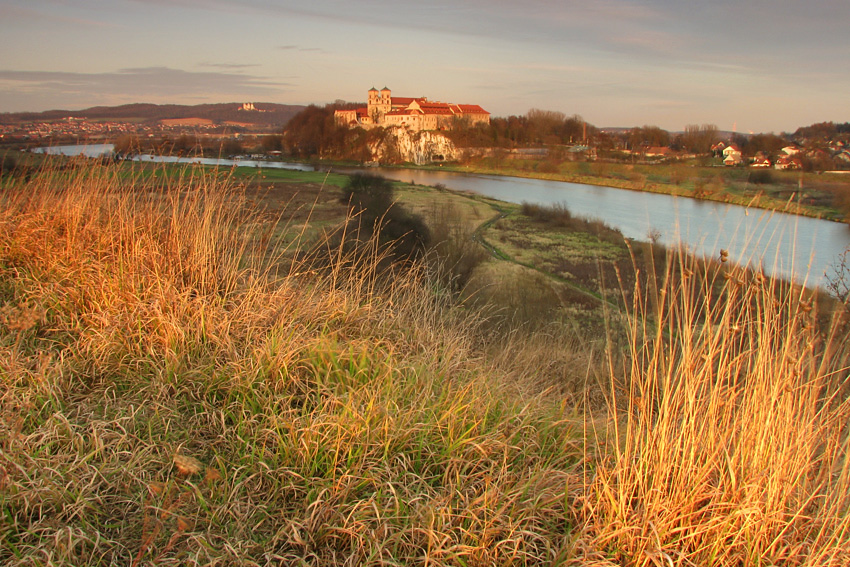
left=1, top=0, right=849, bottom=133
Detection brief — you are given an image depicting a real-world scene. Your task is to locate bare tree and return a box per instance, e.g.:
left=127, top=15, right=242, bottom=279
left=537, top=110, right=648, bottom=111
left=682, top=124, right=718, bottom=154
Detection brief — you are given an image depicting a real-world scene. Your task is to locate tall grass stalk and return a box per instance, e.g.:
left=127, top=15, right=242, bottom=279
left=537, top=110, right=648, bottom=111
left=578, top=249, right=850, bottom=565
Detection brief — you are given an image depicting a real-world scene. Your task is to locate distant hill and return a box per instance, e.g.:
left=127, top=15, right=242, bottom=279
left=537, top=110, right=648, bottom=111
left=600, top=127, right=743, bottom=140
left=0, top=102, right=306, bottom=128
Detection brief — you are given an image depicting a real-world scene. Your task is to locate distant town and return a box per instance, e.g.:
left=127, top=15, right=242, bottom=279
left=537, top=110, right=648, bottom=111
left=0, top=102, right=304, bottom=146
left=2, top=96, right=849, bottom=172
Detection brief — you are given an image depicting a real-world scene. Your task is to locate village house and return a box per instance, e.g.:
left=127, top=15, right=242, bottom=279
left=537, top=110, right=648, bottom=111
left=723, top=144, right=743, bottom=166
left=335, top=87, right=490, bottom=132
left=775, top=155, right=803, bottom=170
left=711, top=141, right=727, bottom=157
left=749, top=151, right=771, bottom=168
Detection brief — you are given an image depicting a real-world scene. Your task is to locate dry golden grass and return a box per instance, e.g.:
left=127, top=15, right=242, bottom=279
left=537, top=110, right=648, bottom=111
left=1, top=158, right=848, bottom=565
left=573, top=252, right=850, bottom=566
left=0, top=159, right=580, bottom=565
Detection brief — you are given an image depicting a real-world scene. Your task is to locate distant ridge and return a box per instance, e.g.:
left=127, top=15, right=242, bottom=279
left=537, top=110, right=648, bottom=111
left=0, top=102, right=307, bottom=127
left=600, top=127, right=743, bottom=140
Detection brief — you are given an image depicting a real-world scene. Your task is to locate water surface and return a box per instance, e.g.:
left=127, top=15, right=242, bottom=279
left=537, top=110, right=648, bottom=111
left=34, top=145, right=850, bottom=285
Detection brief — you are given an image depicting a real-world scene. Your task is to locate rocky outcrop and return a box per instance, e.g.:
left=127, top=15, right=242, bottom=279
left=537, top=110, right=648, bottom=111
left=369, top=127, right=461, bottom=165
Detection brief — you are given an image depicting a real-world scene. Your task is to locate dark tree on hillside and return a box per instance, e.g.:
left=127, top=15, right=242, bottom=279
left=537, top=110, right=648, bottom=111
left=340, top=174, right=430, bottom=262
left=527, top=109, right=567, bottom=145
left=283, top=105, right=332, bottom=157
left=682, top=124, right=718, bottom=154
left=562, top=115, right=589, bottom=144
left=628, top=125, right=670, bottom=150
left=283, top=103, right=373, bottom=161
left=794, top=122, right=837, bottom=142
left=744, top=133, right=788, bottom=157
left=261, top=134, right=283, bottom=152
left=446, top=110, right=595, bottom=149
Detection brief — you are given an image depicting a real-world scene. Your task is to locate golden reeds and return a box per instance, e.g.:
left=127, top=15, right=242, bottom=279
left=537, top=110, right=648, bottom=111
left=576, top=249, right=850, bottom=565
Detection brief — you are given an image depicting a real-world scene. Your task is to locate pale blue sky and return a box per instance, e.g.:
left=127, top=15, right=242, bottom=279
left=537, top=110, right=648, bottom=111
left=1, top=0, right=848, bottom=133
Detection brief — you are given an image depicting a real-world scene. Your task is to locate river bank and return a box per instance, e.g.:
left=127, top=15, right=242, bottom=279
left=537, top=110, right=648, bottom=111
left=398, top=157, right=850, bottom=224
left=22, top=143, right=849, bottom=223
left=17, top=145, right=850, bottom=284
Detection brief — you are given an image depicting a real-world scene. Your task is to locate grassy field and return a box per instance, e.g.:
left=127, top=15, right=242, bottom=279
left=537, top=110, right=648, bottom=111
left=1, top=157, right=850, bottom=565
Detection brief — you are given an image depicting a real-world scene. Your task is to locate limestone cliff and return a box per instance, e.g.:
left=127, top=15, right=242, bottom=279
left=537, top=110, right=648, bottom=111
left=369, top=127, right=461, bottom=165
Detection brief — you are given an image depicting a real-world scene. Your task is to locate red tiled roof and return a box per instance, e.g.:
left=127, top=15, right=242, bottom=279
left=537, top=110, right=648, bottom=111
left=417, top=102, right=454, bottom=115
left=455, top=104, right=489, bottom=114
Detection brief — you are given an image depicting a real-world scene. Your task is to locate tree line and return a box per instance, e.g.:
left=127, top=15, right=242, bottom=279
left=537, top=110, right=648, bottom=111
left=280, top=104, right=599, bottom=161
left=115, top=100, right=839, bottom=170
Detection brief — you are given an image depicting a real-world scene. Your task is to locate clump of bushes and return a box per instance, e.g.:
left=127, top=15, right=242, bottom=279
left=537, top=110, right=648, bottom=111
left=1, top=151, right=17, bottom=175
left=426, top=201, right=490, bottom=294
left=520, top=201, right=625, bottom=248
left=748, top=170, right=774, bottom=184
left=520, top=201, right=572, bottom=226
left=339, top=173, right=430, bottom=263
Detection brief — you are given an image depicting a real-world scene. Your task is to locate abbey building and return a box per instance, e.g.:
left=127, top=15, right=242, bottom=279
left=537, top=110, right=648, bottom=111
left=334, top=87, right=490, bottom=132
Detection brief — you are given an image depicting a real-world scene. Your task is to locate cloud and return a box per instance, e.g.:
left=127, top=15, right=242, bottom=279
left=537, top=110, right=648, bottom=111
left=0, top=3, right=116, bottom=28
left=198, top=62, right=261, bottom=70
left=277, top=45, right=330, bottom=54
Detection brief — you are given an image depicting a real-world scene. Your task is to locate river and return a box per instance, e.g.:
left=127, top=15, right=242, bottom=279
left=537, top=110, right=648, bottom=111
left=34, top=143, right=315, bottom=172
left=34, top=144, right=850, bottom=286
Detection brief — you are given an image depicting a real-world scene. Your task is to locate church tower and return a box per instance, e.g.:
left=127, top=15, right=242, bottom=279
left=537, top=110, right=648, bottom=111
left=367, top=87, right=392, bottom=124
left=367, top=87, right=380, bottom=123
left=368, top=87, right=379, bottom=106
left=377, top=87, right=392, bottom=121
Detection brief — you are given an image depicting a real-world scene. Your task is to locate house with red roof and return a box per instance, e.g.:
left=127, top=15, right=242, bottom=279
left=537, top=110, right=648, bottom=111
left=335, top=87, right=490, bottom=132
left=774, top=155, right=803, bottom=170
left=722, top=144, right=743, bottom=166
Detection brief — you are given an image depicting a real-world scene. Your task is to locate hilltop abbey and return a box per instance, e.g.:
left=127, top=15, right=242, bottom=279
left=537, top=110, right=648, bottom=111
left=334, top=87, right=490, bottom=132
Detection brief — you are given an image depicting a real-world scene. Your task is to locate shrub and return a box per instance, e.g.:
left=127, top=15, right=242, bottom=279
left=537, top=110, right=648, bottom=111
left=520, top=201, right=572, bottom=227
left=426, top=202, right=490, bottom=293
left=1, top=151, right=17, bottom=175
left=337, top=173, right=430, bottom=263
left=748, top=169, right=774, bottom=184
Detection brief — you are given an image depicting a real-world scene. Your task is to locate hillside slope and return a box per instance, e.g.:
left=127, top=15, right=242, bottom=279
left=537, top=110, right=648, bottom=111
left=0, top=102, right=306, bottom=127
left=1, top=160, right=848, bottom=565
